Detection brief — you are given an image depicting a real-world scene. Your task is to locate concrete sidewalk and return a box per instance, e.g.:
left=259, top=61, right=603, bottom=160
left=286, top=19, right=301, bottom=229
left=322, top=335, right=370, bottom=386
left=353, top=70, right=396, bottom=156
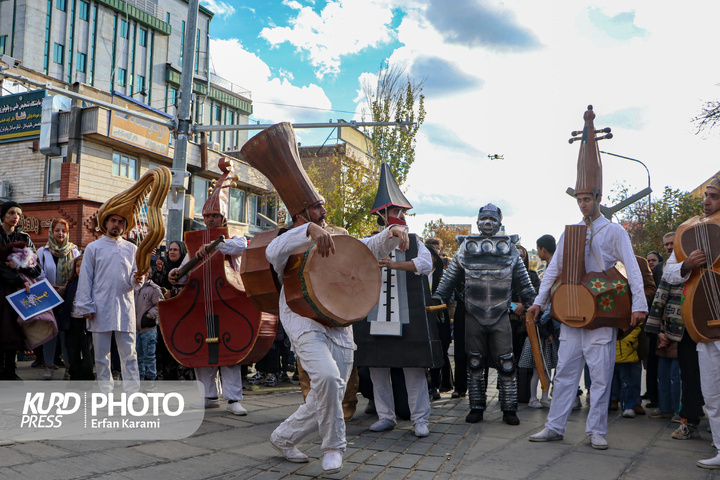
left=2, top=360, right=720, bottom=479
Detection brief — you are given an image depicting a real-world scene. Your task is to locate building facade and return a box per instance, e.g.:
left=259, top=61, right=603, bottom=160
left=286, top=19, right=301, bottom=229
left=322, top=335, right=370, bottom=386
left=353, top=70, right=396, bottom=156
left=0, top=0, right=277, bottom=249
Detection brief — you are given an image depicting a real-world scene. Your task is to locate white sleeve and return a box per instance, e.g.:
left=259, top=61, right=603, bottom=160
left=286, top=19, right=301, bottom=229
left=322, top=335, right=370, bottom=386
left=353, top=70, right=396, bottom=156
left=360, top=227, right=402, bottom=260
left=266, top=224, right=312, bottom=276
left=534, top=233, right=564, bottom=309
left=662, top=251, right=690, bottom=285
left=217, top=235, right=247, bottom=256
left=412, top=240, right=433, bottom=276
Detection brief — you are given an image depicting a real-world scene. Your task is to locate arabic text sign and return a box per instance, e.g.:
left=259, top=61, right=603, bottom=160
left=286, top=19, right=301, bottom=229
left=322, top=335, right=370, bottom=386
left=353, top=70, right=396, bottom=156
left=0, top=90, right=45, bottom=143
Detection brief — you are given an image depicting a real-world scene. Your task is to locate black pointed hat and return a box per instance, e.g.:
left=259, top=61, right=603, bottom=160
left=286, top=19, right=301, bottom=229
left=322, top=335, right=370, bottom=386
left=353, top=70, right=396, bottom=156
left=371, top=163, right=413, bottom=215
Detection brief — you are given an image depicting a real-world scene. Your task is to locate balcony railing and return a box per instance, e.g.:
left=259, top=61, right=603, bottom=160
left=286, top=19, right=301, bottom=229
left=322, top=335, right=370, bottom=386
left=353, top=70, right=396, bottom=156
left=209, top=72, right=252, bottom=100
left=124, top=0, right=164, bottom=21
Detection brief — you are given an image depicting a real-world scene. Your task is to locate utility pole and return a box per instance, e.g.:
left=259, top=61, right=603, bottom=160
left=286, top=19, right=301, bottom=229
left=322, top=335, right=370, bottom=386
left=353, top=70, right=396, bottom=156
left=166, top=0, right=200, bottom=243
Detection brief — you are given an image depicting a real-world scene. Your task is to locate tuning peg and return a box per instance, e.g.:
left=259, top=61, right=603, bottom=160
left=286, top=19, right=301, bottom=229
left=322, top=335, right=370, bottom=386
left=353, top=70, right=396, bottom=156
left=596, top=133, right=613, bottom=141
left=595, top=127, right=611, bottom=134
left=569, top=136, right=582, bottom=144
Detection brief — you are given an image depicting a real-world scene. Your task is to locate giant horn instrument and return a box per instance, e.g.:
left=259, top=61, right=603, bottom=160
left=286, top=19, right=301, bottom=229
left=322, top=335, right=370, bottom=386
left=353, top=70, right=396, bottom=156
left=96, top=166, right=171, bottom=281
left=550, top=106, right=633, bottom=335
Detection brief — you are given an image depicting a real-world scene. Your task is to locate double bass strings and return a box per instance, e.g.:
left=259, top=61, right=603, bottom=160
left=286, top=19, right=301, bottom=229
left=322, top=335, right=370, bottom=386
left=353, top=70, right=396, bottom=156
left=202, top=229, right=216, bottom=340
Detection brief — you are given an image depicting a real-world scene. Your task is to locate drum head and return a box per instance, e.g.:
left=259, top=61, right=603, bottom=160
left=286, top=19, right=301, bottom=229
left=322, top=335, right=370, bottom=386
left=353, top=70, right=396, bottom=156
left=305, top=235, right=381, bottom=324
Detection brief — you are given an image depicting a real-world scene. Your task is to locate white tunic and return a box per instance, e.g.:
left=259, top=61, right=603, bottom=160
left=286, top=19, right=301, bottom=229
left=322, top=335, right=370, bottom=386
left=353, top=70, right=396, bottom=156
left=75, top=235, right=141, bottom=332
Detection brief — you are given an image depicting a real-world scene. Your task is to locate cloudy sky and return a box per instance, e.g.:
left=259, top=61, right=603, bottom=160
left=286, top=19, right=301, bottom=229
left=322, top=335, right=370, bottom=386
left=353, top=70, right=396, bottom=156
left=203, top=0, right=720, bottom=251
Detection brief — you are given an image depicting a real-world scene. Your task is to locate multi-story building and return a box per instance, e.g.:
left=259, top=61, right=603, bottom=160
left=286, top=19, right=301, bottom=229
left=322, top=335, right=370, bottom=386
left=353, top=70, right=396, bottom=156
left=0, top=0, right=277, bottom=249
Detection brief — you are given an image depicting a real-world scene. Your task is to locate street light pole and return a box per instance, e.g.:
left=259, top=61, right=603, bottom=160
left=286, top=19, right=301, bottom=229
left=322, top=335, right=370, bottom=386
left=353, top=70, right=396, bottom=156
left=599, top=150, right=652, bottom=221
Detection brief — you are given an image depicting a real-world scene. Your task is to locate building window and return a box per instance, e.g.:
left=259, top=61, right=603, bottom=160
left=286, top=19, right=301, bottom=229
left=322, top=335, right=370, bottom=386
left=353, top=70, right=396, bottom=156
left=249, top=195, right=258, bottom=226
left=112, top=153, right=137, bottom=179
left=56, top=0, right=66, bottom=11
left=179, top=20, right=185, bottom=68
left=136, top=75, right=145, bottom=94
left=46, top=157, right=63, bottom=195
left=76, top=52, right=86, bottom=72
left=138, top=28, right=148, bottom=47
left=79, top=0, right=89, bottom=21
left=53, top=43, right=64, bottom=64
left=214, top=104, right=222, bottom=122
left=229, top=188, right=246, bottom=223
left=168, top=87, right=177, bottom=107
left=195, top=28, right=200, bottom=74
left=120, top=19, right=128, bottom=38
left=0, top=36, right=6, bottom=55
left=193, top=176, right=209, bottom=216
left=117, top=68, right=126, bottom=86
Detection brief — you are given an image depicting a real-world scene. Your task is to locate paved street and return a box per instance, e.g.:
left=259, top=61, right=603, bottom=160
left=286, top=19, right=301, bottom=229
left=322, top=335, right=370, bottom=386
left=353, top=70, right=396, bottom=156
left=2, top=360, right=720, bottom=479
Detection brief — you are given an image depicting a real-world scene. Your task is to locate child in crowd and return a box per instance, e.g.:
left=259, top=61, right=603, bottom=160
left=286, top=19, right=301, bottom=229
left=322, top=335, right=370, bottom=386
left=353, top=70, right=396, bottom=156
left=134, top=272, right=163, bottom=387
left=60, top=255, right=94, bottom=381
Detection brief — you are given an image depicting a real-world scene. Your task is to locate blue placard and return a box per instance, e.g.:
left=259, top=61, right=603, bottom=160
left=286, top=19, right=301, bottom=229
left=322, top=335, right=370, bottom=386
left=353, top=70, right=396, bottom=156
left=6, top=279, right=63, bottom=321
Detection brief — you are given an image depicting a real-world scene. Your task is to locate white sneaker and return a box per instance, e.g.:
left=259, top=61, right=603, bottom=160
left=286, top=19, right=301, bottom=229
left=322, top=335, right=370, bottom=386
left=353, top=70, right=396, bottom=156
left=414, top=422, right=429, bottom=437
left=528, top=398, right=543, bottom=408
left=622, top=408, right=636, bottom=418
left=529, top=427, right=563, bottom=442
left=590, top=434, right=608, bottom=450
left=227, top=402, right=247, bottom=416
left=42, top=369, right=53, bottom=380
left=205, top=398, right=220, bottom=408
left=370, top=418, right=396, bottom=432
left=699, top=454, right=720, bottom=469
left=322, top=450, right=343, bottom=474
left=270, top=437, right=309, bottom=463
left=572, top=396, right=582, bottom=411
left=540, top=397, right=552, bottom=408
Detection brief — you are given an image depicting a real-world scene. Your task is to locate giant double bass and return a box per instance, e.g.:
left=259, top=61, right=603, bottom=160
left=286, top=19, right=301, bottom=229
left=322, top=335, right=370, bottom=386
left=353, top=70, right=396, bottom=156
left=158, top=159, right=277, bottom=367
left=675, top=207, right=720, bottom=343
left=550, top=106, right=633, bottom=335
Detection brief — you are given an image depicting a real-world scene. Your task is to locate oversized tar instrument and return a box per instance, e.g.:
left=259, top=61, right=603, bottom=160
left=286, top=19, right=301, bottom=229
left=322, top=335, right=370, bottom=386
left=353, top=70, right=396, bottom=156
left=158, top=160, right=277, bottom=367
left=525, top=312, right=549, bottom=393
left=550, top=106, right=633, bottom=334
left=96, top=166, right=171, bottom=281
left=674, top=202, right=720, bottom=343
left=239, top=122, right=382, bottom=327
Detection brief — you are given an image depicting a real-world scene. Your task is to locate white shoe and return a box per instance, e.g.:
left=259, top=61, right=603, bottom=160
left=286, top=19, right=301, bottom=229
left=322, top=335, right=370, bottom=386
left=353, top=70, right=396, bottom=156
left=572, top=396, right=582, bottom=411
left=270, top=437, right=309, bottom=463
left=622, top=408, right=636, bottom=418
left=370, top=418, right=395, bottom=432
left=529, top=427, right=563, bottom=442
left=227, top=402, right=247, bottom=416
left=698, top=454, right=720, bottom=469
left=590, top=434, right=608, bottom=450
left=540, top=397, right=552, bottom=408
left=528, top=398, right=543, bottom=408
left=322, top=450, right=343, bottom=474
left=205, top=398, right=220, bottom=408
left=414, top=422, right=429, bottom=437
left=42, top=369, right=53, bottom=380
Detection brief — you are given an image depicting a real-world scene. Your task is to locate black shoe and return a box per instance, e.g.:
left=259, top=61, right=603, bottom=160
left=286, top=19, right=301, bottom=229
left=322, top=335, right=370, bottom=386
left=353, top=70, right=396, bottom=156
left=451, top=391, right=466, bottom=399
left=364, top=399, right=376, bottom=415
left=646, top=401, right=659, bottom=409
left=502, top=411, right=520, bottom=425
left=465, top=408, right=484, bottom=423
left=429, top=388, right=441, bottom=400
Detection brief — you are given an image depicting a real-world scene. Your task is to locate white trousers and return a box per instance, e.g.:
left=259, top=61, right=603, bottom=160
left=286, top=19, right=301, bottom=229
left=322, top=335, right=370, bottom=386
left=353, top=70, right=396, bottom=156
left=272, top=331, right=353, bottom=452
left=92, top=331, right=140, bottom=393
left=698, top=341, right=720, bottom=454
left=194, top=365, right=244, bottom=401
left=369, top=367, right=431, bottom=426
left=546, top=325, right=616, bottom=436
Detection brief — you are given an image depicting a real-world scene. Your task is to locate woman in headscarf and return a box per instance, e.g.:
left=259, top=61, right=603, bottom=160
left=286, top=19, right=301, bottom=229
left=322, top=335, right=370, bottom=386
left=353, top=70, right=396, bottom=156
left=37, top=218, right=81, bottom=379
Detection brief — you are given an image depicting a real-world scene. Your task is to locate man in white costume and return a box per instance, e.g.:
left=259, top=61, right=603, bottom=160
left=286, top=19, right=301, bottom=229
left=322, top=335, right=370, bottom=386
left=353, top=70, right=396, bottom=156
left=662, top=175, right=720, bottom=470
left=267, top=198, right=408, bottom=475
left=76, top=213, right=143, bottom=393
left=528, top=106, right=647, bottom=450
left=169, top=158, right=249, bottom=416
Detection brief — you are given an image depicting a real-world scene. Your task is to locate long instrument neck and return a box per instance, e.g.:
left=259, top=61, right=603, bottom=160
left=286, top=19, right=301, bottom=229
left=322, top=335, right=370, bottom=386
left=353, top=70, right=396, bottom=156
left=562, top=225, right=587, bottom=285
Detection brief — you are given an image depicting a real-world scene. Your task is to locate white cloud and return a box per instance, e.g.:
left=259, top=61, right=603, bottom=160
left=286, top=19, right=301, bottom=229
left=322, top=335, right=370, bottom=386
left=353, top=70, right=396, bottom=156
left=209, top=38, right=332, bottom=127
left=260, top=0, right=398, bottom=79
left=200, top=0, right=236, bottom=18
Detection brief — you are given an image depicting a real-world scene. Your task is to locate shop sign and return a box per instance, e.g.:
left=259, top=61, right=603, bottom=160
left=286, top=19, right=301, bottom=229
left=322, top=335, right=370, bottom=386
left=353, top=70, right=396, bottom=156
left=0, top=90, right=46, bottom=143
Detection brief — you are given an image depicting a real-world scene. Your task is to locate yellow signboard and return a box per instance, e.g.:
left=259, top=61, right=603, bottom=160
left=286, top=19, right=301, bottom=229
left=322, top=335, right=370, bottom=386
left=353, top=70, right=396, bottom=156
left=108, top=95, right=170, bottom=156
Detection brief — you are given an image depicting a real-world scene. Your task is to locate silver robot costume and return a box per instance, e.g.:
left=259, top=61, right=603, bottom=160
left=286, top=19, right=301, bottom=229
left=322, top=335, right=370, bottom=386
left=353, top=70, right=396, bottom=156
left=433, top=204, right=536, bottom=424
